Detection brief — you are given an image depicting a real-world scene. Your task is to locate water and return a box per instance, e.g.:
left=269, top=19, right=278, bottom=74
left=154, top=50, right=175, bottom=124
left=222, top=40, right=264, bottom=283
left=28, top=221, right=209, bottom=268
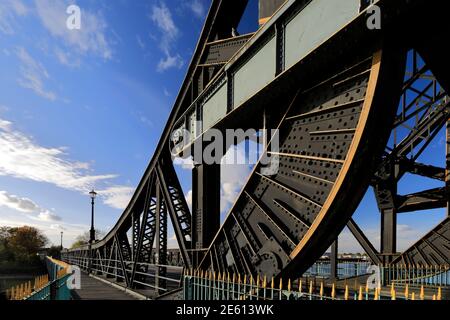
left=303, top=261, right=371, bottom=278
left=0, top=274, right=38, bottom=293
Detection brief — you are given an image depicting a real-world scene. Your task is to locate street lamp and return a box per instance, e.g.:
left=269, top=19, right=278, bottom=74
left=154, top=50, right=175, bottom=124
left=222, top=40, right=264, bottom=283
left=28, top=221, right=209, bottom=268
left=88, top=189, right=97, bottom=274
left=89, top=189, right=97, bottom=244
left=60, top=231, right=63, bottom=250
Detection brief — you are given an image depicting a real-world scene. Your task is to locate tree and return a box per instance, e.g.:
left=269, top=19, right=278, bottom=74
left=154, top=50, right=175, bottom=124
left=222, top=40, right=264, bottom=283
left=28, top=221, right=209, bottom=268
left=71, top=229, right=105, bottom=248
left=47, top=245, right=62, bottom=259
left=0, top=226, right=48, bottom=263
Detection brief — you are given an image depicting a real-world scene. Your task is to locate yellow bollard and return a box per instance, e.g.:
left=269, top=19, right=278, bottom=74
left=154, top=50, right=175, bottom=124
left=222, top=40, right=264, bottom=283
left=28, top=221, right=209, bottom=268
left=344, top=285, right=349, bottom=300
left=390, top=282, right=395, bottom=295
left=271, top=276, right=274, bottom=289
left=391, top=289, right=396, bottom=300
left=404, top=284, right=409, bottom=300
left=420, top=285, right=425, bottom=300
left=319, top=282, right=323, bottom=299
left=279, top=277, right=282, bottom=291
left=432, top=294, right=436, bottom=301
left=358, top=286, right=363, bottom=301
left=309, top=280, right=313, bottom=295
left=331, top=283, right=336, bottom=300
left=263, top=275, right=267, bottom=289
left=437, top=287, right=442, bottom=301
left=374, top=287, right=379, bottom=300
left=411, top=292, right=415, bottom=300
left=299, top=279, right=302, bottom=294
left=288, top=279, right=292, bottom=293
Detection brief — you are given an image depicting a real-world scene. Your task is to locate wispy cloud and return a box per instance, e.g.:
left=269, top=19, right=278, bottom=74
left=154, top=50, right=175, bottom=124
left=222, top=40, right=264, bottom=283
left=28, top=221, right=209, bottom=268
left=34, top=0, right=113, bottom=61
left=98, top=186, right=135, bottom=210
left=150, top=2, right=184, bottom=72
left=186, top=0, right=206, bottom=19
left=136, top=35, right=146, bottom=50
left=16, top=47, right=57, bottom=101
left=0, top=0, right=28, bottom=35
left=0, top=117, right=116, bottom=192
left=54, top=46, right=81, bottom=68
left=0, top=190, right=61, bottom=222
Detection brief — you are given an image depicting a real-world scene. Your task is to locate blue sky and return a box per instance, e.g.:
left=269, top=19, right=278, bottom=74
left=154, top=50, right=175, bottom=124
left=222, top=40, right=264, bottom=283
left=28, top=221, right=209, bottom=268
left=0, top=0, right=446, bottom=253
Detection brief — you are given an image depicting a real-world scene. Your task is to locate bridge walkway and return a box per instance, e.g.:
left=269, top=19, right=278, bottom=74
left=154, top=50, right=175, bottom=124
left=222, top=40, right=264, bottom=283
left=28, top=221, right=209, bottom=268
left=72, top=272, right=142, bottom=300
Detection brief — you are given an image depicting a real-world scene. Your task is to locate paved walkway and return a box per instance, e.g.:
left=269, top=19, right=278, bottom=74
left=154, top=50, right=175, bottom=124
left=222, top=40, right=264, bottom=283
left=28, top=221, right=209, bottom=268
left=72, top=272, right=141, bottom=300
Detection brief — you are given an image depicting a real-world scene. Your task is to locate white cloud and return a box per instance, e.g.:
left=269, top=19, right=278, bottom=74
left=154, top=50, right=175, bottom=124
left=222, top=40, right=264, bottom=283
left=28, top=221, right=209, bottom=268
left=0, top=0, right=28, bottom=35
left=157, top=53, right=184, bottom=72
left=0, top=191, right=39, bottom=213
left=187, top=0, right=206, bottom=19
left=220, top=146, right=254, bottom=213
left=151, top=2, right=179, bottom=41
left=16, top=47, right=57, bottom=101
left=98, top=186, right=135, bottom=210
left=54, top=46, right=81, bottom=68
left=0, top=190, right=61, bottom=222
left=0, top=117, right=117, bottom=193
left=37, top=210, right=62, bottom=222
left=174, top=156, right=194, bottom=170
left=34, top=0, right=112, bottom=60
left=150, top=2, right=184, bottom=72
left=50, top=224, right=66, bottom=231
left=185, top=189, right=192, bottom=211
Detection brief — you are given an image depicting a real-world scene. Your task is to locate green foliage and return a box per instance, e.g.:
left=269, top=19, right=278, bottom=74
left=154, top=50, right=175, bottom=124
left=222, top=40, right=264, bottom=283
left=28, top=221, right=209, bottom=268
left=47, top=245, right=62, bottom=259
left=0, top=226, right=49, bottom=264
left=70, top=229, right=105, bottom=248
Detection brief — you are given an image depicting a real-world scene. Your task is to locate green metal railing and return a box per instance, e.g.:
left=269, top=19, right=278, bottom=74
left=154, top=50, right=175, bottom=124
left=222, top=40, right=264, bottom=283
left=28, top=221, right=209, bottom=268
left=183, top=274, right=336, bottom=301
left=380, top=264, right=450, bottom=287
left=24, top=257, right=72, bottom=300
left=182, top=268, right=447, bottom=301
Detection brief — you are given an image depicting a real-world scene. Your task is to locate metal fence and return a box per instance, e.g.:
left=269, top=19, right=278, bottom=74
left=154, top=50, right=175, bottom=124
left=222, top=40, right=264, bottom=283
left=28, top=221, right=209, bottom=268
left=303, top=261, right=372, bottom=278
left=6, top=257, right=72, bottom=300
left=381, top=264, right=450, bottom=287
left=63, top=255, right=183, bottom=293
left=181, top=271, right=444, bottom=301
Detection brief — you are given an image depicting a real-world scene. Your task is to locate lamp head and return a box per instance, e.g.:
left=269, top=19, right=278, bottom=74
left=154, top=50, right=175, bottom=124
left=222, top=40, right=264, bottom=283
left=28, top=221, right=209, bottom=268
left=89, top=189, right=97, bottom=200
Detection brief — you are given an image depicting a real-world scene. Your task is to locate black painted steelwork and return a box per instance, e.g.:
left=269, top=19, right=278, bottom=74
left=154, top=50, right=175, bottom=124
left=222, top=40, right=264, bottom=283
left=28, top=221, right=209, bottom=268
left=62, top=0, right=450, bottom=297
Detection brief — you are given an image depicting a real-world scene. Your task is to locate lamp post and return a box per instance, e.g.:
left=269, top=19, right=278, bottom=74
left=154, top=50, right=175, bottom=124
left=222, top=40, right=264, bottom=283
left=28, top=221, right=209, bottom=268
left=89, top=190, right=97, bottom=244
left=60, top=231, right=63, bottom=250
left=88, top=190, right=97, bottom=273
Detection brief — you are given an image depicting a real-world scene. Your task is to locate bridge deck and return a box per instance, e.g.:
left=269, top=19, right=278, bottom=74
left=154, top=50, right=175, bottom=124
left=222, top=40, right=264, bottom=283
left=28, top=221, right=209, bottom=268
left=72, top=272, right=140, bottom=300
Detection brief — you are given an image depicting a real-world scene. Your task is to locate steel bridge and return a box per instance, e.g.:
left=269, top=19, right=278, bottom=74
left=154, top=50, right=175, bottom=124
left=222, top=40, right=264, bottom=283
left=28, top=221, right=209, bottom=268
left=62, top=0, right=450, bottom=299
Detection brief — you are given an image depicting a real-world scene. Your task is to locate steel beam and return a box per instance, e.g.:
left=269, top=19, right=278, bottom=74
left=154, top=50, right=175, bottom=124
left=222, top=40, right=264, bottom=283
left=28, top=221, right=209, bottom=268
left=329, top=240, right=338, bottom=280
left=155, top=181, right=167, bottom=293
left=347, top=218, right=382, bottom=265
left=192, top=163, right=221, bottom=254
left=447, top=120, right=450, bottom=217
